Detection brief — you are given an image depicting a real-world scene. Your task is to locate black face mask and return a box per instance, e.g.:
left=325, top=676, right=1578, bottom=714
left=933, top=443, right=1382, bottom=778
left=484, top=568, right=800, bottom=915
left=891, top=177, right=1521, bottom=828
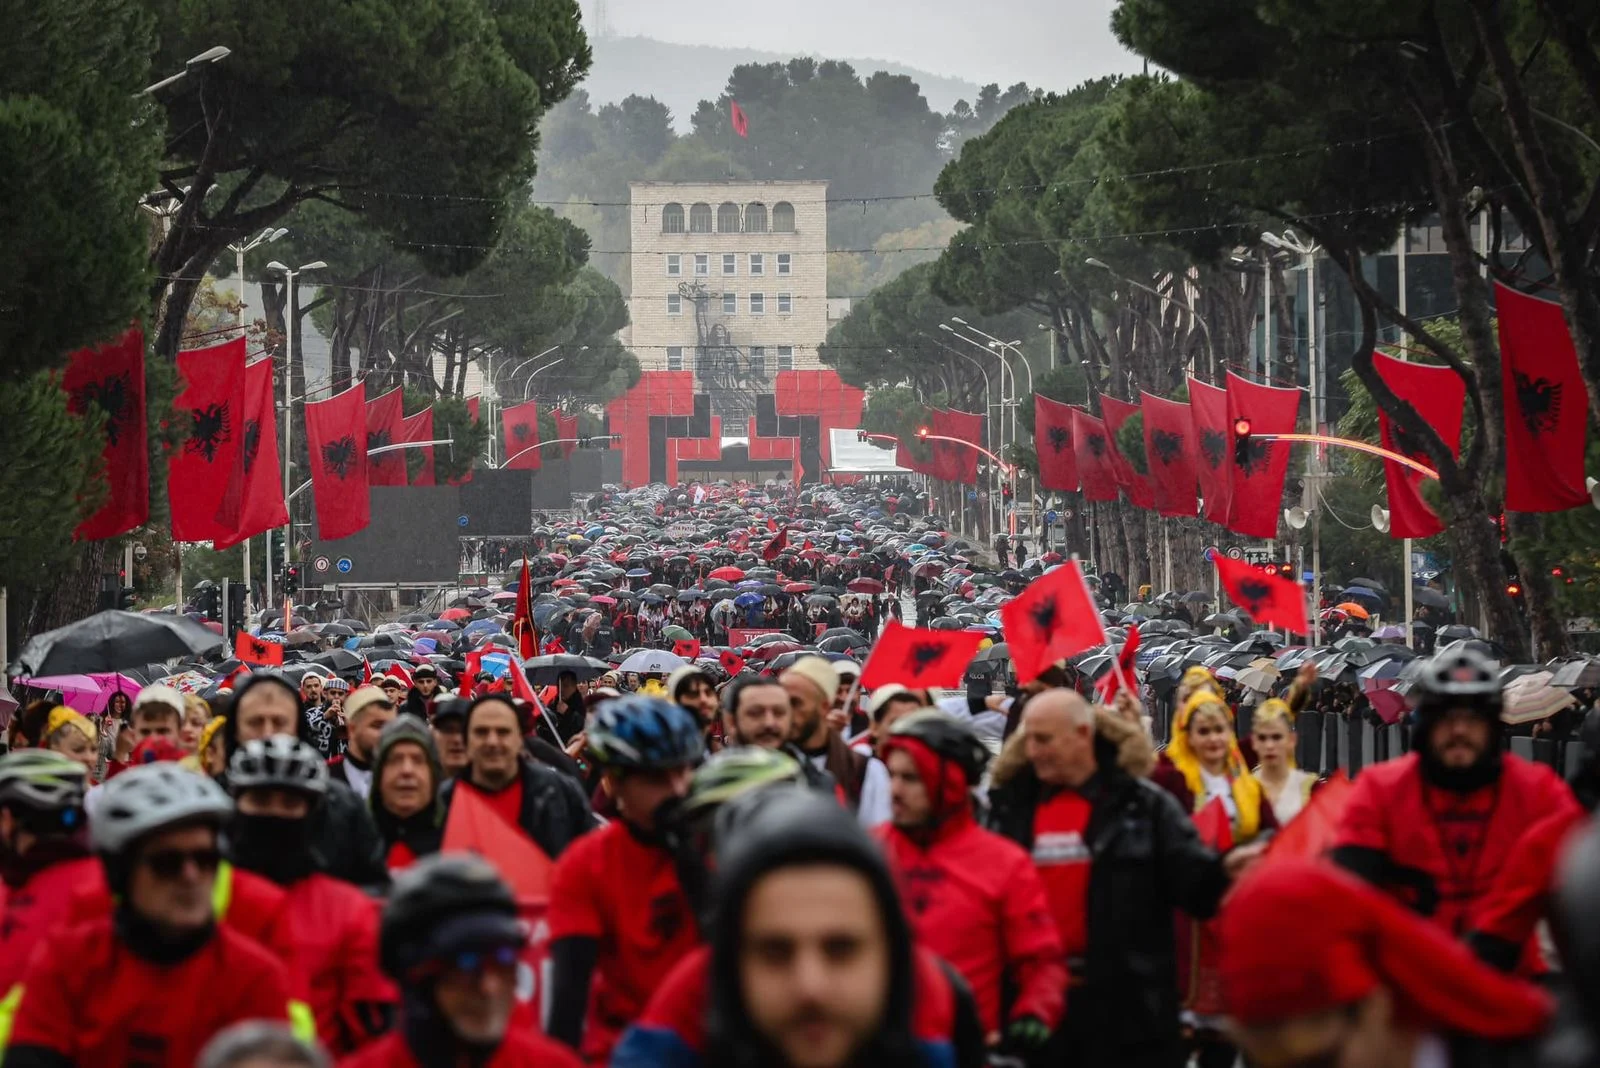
left=230, top=812, right=316, bottom=885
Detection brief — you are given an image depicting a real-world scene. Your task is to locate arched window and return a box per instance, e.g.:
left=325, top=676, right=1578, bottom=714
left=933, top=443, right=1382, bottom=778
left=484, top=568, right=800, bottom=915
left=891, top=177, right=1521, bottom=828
left=661, top=203, right=685, bottom=234
left=689, top=203, right=714, bottom=233
left=771, top=201, right=796, bottom=232
left=717, top=202, right=742, bottom=232
left=744, top=202, right=768, bottom=233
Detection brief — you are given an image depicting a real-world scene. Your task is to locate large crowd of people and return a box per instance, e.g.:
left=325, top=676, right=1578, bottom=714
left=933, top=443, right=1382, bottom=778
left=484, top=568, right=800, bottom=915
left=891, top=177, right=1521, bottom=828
left=0, top=479, right=1596, bottom=1068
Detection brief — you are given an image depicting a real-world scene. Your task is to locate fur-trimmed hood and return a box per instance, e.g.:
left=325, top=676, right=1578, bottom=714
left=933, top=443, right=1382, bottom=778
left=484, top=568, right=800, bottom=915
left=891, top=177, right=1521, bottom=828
left=991, top=703, right=1155, bottom=787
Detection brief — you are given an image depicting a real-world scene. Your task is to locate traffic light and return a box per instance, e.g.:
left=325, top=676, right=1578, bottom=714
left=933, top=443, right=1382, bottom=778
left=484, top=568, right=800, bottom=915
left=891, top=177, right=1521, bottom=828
left=1232, top=418, right=1253, bottom=465
left=1507, top=581, right=1524, bottom=599
left=118, top=587, right=137, bottom=610
left=282, top=565, right=300, bottom=596
left=227, top=583, right=247, bottom=623
left=196, top=584, right=221, bottom=622
left=917, top=426, right=930, bottom=439
left=1276, top=562, right=1294, bottom=580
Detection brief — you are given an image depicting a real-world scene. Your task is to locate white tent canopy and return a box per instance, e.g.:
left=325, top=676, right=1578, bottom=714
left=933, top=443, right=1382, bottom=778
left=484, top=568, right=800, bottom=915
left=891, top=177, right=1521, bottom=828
left=828, top=428, right=910, bottom=474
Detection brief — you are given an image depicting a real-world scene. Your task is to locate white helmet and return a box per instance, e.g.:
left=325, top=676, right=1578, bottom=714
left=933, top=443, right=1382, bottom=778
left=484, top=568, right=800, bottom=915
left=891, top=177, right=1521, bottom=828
left=92, top=763, right=232, bottom=854
left=227, top=735, right=328, bottom=800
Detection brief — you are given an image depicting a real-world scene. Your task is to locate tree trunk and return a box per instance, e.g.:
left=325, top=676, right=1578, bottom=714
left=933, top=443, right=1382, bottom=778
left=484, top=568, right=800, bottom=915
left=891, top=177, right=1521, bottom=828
left=27, top=542, right=108, bottom=636
left=1506, top=511, right=1571, bottom=658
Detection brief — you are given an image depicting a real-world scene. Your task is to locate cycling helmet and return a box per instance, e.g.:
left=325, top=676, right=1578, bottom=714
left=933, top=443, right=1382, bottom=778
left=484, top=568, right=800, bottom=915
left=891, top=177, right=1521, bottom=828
left=91, top=763, right=232, bottom=855
left=227, top=735, right=329, bottom=800
left=1416, top=646, right=1501, bottom=715
left=683, top=746, right=804, bottom=817
left=0, top=749, right=88, bottom=813
left=380, top=853, right=522, bottom=980
left=886, top=709, right=991, bottom=785
left=586, top=695, right=704, bottom=772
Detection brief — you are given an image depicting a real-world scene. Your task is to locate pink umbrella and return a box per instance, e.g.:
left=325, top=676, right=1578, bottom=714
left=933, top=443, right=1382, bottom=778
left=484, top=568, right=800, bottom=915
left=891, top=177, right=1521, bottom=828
left=440, top=607, right=473, bottom=621
left=23, top=672, right=143, bottom=714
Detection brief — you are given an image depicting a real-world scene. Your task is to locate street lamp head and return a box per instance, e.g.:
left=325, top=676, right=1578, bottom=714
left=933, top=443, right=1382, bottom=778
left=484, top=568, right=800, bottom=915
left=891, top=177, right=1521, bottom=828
left=1085, top=257, right=1111, bottom=270
left=268, top=228, right=289, bottom=242
left=266, top=260, right=289, bottom=273
left=1260, top=232, right=1286, bottom=249
left=300, top=260, right=328, bottom=271
left=938, top=323, right=954, bottom=333
left=188, top=46, right=232, bottom=67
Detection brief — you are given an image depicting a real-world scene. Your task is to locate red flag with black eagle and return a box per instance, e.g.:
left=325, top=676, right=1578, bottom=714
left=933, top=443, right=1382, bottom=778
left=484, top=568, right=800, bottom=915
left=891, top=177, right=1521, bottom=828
left=1224, top=371, right=1300, bottom=539
left=719, top=650, right=747, bottom=676
left=501, top=399, right=544, bottom=471
left=513, top=556, right=537, bottom=660
left=859, top=620, right=985, bottom=691
left=1496, top=282, right=1590, bottom=512
left=931, top=408, right=984, bottom=485
left=305, top=383, right=371, bottom=540
left=460, top=650, right=485, bottom=697
left=552, top=408, right=578, bottom=459
left=1188, top=377, right=1232, bottom=525
left=1070, top=408, right=1119, bottom=502
left=673, top=639, right=703, bottom=661
left=168, top=336, right=247, bottom=542
left=1094, top=623, right=1141, bottom=702
left=1099, top=396, right=1155, bottom=509
left=213, top=357, right=288, bottom=550
left=400, top=406, right=436, bottom=486
left=1371, top=352, right=1465, bottom=539
left=1141, top=393, right=1201, bottom=519
left=1000, top=560, right=1106, bottom=684
left=1033, top=394, right=1078, bottom=493
left=730, top=100, right=749, bottom=138
left=235, top=631, right=284, bottom=667
left=762, top=527, right=789, bottom=561
left=64, top=326, right=148, bottom=541
left=365, top=387, right=407, bottom=487
left=1215, top=554, right=1309, bottom=635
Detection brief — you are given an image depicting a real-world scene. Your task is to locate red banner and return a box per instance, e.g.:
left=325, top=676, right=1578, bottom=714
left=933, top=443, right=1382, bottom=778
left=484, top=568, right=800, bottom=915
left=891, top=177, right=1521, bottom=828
left=168, top=337, right=247, bottom=542
left=305, top=383, right=370, bottom=540
left=1496, top=282, right=1590, bottom=512
left=400, top=407, right=436, bottom=486
left=1099, top=396, right=1154, bottom=509
left=364, top=388, right=406, bottom=487
left=1000, top=560, right=1106, bottom=684
left=931, top=408, right=984, bottom=485
left=553, top=408, right=578, bottom=459
left=1188, top=377, right=1231, bottom=525
left=501, top=399, right=544, bottom=471
left=1071, top=408, right=1118, bottom=502
left=1215, top=554, right=1308, bottom=635
left=213, top=358, right=288, bottom=550
left=1033, top=395, right=1078, bottom=492
left=859, top=620, right=985, bottom=690
left=1371, top=352, right=1465, bottom=539
left=63, top=327, right=147, bottom=540
left=1141, top=393, right=1200, bottom=519
left=235, top=631, right=284, bottom=667
left=1224, top=371, right=1300, bottom=539
left=727, top=627, right=783, bottom=646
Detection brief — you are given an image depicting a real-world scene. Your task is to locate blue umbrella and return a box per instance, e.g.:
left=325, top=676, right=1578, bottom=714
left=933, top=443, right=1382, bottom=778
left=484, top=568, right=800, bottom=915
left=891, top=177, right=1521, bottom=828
left=626, top=568, right=651, bottom=578
left=425, top=619, right=461, bottom=631
left=413, top=637, right=438, bottom=654
left=737, top=579, right=764, bottom=589
left=463, top=619, right=500, bottom=634
left=734, top=592, right=764, bottom=607
left=478, top=652, right=511, bottom=679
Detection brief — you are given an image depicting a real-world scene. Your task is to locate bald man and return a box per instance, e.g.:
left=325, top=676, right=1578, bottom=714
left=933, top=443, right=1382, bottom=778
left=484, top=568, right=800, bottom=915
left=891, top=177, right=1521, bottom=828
left=986, top=689, right=1262, bottom=1068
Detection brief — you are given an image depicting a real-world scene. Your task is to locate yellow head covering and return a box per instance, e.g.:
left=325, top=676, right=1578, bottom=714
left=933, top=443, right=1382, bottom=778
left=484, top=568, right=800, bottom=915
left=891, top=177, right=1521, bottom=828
left=1177, top=665, right=1225, bottom=706
left=197, top=715, right=227, bottom=755
left=45, top=706, right=95, bottom=743
left=1168, top=692, right=1262, bottom=840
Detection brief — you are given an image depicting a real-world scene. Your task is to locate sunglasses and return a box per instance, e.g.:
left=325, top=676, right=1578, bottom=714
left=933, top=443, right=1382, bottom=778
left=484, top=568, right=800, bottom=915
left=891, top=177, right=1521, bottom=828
left=140, top=847, right=222, bottom=880
left=415, top=944, right=521, bottom=980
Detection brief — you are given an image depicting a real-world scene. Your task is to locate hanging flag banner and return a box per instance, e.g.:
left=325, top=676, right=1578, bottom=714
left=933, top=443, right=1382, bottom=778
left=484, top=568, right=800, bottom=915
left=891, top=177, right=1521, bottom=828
left=1071, top=408, right=1118, bottom=502
left=214, top=358, right=288, bottom=550
left=1099, top=396, right=1155, bottom=510
left=501, top=399, right=544, bottom=471
left=931, top=408, right=984, bottom=486
left=400, top=407, right=436, bottom=486
left=1371, top=352, right=1464, bottom=540
left=1033, top=395, right=1078, bottom=493
left=365, top=388, right=407, bottom=487
left=305, top=383, right=371, bottom=540
left=1215, top=554, right=1309, bottom=635
left=1141, top=393, right=1200, bottom=519
left=730, top=100, right=749, bottom=138
left=1224, top=371, right=1300, bottom=539
left=64, top=327, right=148, bottom=541
left=1188, top=377, right=1231, bottom=525
left=168, top=337, right=248, bottom=542
left=552, top=409, right=578, bottom=459
left=1495, top=282, right=1589, bottom=512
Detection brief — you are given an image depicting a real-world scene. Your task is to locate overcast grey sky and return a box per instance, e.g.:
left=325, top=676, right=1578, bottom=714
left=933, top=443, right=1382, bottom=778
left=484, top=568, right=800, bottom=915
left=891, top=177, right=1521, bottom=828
left=595, top=0, right=1143, bottom=92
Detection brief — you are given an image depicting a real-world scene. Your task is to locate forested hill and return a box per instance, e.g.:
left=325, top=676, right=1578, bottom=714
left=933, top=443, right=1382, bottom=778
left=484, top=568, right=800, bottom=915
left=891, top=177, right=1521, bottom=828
left=585, top=35, right=982, bottom=126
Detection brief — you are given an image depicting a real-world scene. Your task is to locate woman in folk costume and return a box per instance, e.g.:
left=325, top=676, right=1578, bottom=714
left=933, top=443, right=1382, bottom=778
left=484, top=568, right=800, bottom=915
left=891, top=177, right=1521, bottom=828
left=1152, top=688, right=1277, bottom=1068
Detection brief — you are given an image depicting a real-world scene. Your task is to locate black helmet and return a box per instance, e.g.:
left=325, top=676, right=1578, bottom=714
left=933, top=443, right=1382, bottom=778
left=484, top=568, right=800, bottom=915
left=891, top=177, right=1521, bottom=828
left=885, top=709, right=990, bottom=785
left=1416, top=647, right=1501, bottom=715
left=379, top=853, right=522, bottom=980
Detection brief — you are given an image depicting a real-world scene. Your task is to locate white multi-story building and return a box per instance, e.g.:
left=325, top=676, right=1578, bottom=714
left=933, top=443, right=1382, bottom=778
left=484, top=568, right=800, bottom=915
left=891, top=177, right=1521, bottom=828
left=626, top=180, right=829, bottom=433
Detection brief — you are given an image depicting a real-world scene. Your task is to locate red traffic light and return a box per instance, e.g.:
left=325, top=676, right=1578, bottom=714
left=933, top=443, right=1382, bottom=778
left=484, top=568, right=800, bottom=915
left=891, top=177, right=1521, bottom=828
left=1507, top=582, right=1523, bottom=597
left=916, top=426, right=930, bottom=439
left=1233, top=418, right=1252, bottom=438
left=1551, top=566, right=1564, bottom=578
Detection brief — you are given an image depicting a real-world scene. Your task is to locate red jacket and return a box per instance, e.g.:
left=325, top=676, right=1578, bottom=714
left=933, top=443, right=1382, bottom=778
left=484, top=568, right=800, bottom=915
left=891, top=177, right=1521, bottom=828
left=876, top=811, right=1066, bottom=1034
left=0, top=855, right=101, bottom=993
left=339, top=1029, right=585, bottom=1068
left=4, top=916, right=293, bottom=1068
left=1468, top=807, right=1587, bottom=970
left=279, top=873, right=396, bottom=1054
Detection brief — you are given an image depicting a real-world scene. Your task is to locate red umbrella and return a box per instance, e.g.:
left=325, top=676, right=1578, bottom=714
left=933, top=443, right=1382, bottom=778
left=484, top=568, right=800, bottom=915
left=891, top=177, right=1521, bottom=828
left=591, top=595, right=618, bottom=606
left=784, top=582, right=814, bottom=594
left=709, top=566, right=745, bottom=581
left=440, top=607, right=472, bottom=621
left=546, top=553, right=569, bottom=566
left=847, top=578, right=884, bottom=594
left=746, top=641, right=805, bottom=661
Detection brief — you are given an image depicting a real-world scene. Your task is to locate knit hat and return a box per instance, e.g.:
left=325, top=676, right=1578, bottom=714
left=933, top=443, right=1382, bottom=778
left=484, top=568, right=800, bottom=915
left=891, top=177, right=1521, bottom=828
left=133, top=684, right=185, bottom=715
left=372, top=715, right=442, bottom=800
left=1221, top=860, right=1550, bottom=1038
left=323, top=677, right=351, bottom=694
left=345, top=685, right=395, bottom=724
left=781, top=656, right=839, bottom=705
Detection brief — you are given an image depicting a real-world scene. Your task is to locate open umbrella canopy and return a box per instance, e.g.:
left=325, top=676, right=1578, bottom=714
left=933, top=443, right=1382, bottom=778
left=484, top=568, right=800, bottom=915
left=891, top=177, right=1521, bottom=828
left=1502, top=671, right=1577, bottom=725
left=12, top=611, right=225, bottom=677
left=523, top=654, right=612, bottom=686
left=1411, top=587, right=1451, bottom=610
left=1551, top=657, right=1600, bottom=689
left=617, top=649, right=687, bottom=675
left=1333, top=602, right=1372, bottom=620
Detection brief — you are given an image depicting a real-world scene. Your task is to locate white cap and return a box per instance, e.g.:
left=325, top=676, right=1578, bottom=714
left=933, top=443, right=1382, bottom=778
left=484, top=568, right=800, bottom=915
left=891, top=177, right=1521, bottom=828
left=133, top=684, right=185, bottom=714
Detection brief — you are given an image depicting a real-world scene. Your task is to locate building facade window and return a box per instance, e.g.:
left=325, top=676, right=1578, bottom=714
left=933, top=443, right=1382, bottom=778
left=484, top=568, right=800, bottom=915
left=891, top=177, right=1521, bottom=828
left=777, top=292, right=792, bottom=314
left=666, top=346, right=684, bottom=370
left=777, top=345, right=794, bottom=371
left=667, top=293, right=682, bottom=316
left=662, top=203, right=685, bottom=234
left=722, top=292, right=737, bottom=314
left=693, top=253, right=709, bottom=276
left=722, top=253, right=737, bottom=275
left=750, top=292, right=765, bottom=315
left=749, top=253, right=764, bottom=276
left=777, top=253, right=792, bottom=276
left=689, top=203, right=713, bottom=233
left=749, top=346, right=767, bottom=376
left=772, top=202, right=796, bottom=232
left=745, top=202, right=768, bottom=232
left=717, top=202, right=742, bottom=232
left=666, top=254, right=681, bottom=276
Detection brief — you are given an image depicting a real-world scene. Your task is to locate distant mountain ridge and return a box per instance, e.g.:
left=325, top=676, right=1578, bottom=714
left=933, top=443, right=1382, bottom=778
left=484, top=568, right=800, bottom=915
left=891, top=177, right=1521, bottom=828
left=585, top=35, right=985, bottom=128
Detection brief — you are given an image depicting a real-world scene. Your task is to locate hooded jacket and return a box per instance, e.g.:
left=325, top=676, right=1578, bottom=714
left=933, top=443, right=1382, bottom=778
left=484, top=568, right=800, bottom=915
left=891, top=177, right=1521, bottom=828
left=368, top=717, right=447, bottom=870
left=987, top=704, right=1227, bottom=1061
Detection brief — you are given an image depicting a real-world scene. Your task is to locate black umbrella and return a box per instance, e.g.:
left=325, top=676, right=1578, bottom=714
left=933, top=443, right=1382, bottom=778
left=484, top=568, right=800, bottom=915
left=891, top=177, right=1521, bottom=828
left=12, top=610, right=225, bottom=676
left=1178, top=591, right=1213, bottom=604
left=523, top=654, right=612, bottom=686
left=1410, top=587, right=1451, bottom=610
left=308, top=649, right=364, bottom=672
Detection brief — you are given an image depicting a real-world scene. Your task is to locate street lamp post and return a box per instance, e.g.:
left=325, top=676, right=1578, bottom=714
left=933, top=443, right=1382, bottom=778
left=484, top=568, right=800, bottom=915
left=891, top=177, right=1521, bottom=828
left=266, top=260, right=327, bottom=578
left=1085, top=258, right=1216, bottom=375
left=139, top=45, right=231, bottom=96
left=923, top=333, right=998, bottom=541
left=229, top=227, right=287, bottom=608
left=948, top=319, right=1034, bottom=543
left=941, top=323, right=1016, bottom=541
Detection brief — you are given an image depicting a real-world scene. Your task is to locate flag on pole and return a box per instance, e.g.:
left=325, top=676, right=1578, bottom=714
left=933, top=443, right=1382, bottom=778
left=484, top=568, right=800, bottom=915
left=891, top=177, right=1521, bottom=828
left=859, top=620, right=985, bottom=691
left=1000, top=560, right=1107, bottom=684
left=1215, top=555, right=1309, bottom=635
left=730, top=100, right=749, bottom=138
left=235, top=632, right=283, bottom=667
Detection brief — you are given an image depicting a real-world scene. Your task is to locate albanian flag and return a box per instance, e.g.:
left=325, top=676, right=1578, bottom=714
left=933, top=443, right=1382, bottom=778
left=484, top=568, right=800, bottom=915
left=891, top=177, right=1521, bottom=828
left=235, top=631, right=284, bottom=667
left=168, top=337, right=247, bottom=542
left=859, top=619, right=985, bottom=691
left=1224, top=371, right=1300, bottom=539
left=513, top=555, right=537, bottom=660
left=1496, top=282, right=1589, bottom=512
left=63, top=326, right=148, bottom=541
left=213, top=357, right=288, bottom=551
left=1100, top=396, right=1155, bottom=510
left=719, top=650, right=747, bottom=676
left=673, top=639, right=703, bottom=661
left=365, top=388, right=406, bottom=487
left=1094, top=623, right=1141, bottom=702
left=932, top=408, right=984, bottom=485
left=501, top=399, right=544, bottom=471
left=400, top=406, right=436, bottom=486
left=762, top=526, right=789, bottom=561
left=1000, top=560, right=1106, bottom=684
left=730, top=99, right=749, bottom=138
left=1215, top=554, right=1308, bottom=635
left=305, top=383, right=371, bottom=540
left=1071, top=408, right=1119, bottom=502
left=1188, top=377, right=1231, bottom=525
left=1371, top=352, right=1464, bottom=539
left=553, top=408, right=578, bottom=459
left=1033, top=395, right=1078, bottom=492
left=1141, top=393, right=1200, bottom=519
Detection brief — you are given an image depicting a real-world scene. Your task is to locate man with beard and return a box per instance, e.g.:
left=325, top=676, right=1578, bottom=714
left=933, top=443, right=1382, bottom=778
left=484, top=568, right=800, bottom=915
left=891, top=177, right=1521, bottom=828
left=720, top=677, right=838, bottom=796
left=668, top=664, right=720, bottom=744
left=1333, top=647, right=1579, bottom=967
left=399, top=664, right=440, bottom=721
left=328, top=686, right=397, bottom=802
left=427, top=697, right=470, bottom=779
left=781, top=657, right=889, bottom=825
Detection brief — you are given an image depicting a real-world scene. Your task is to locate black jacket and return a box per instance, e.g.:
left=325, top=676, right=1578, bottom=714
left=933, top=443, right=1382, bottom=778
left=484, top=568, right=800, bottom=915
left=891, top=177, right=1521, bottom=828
left=313, top=780, right=390, bottom=890
left=987, top=723, right=1228, bottom=1059
left=438, top=757, right=595, bottom=861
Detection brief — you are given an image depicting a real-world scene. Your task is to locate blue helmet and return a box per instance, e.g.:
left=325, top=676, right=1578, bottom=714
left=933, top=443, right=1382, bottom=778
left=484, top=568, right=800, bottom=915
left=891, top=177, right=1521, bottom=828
left=587, top=695, right=705, bottom=772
